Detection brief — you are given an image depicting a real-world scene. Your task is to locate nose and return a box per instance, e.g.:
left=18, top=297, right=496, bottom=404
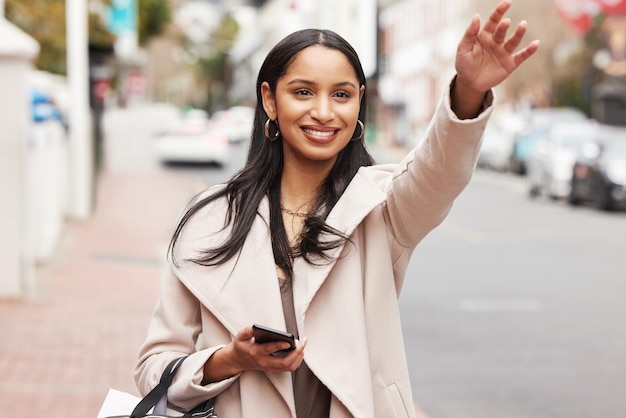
left=309, top=97, right=335, bottom=123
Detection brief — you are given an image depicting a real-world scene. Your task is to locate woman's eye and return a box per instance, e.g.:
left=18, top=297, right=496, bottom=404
left=295, top=89, right=312, bottom=96
left=335, top=91, right=350, bottom=99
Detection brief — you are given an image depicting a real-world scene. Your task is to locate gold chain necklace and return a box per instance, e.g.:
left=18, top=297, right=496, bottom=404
left=280, top=205, right=308, bottom=218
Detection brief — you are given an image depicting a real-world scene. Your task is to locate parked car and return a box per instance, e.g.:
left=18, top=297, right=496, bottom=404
left=569, top=125, right=626, bottom=211
left=510, top=107, right=587, bottom=174
left=478, top=109, right=524, bottom=172
left=526, top=121, right=597, bottom=199
left=155, top=110, right=229, bottom=166
left=209, top=105, right=255, bottom=143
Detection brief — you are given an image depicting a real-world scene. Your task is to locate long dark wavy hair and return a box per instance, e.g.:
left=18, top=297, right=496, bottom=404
left=169, top=29, right=375, bottom=279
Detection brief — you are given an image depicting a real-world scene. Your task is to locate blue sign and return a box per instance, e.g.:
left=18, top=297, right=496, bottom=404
left=107, top=0, right=137, bottom=34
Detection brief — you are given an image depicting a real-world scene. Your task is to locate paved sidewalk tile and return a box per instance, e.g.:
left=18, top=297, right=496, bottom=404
left=0, top=170, right=198, bottom=418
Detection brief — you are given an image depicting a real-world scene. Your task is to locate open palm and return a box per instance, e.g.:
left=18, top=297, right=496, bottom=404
left=456, top=0, right=540, bottom=92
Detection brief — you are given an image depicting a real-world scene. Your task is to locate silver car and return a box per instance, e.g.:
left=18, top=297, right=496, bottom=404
left=527, top=121, right=597, bottom=199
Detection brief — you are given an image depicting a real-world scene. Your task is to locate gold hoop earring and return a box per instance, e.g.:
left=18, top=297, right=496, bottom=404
left=264, top=119, right=280, bottom=141
left=352, top=120, right=365, bottom=141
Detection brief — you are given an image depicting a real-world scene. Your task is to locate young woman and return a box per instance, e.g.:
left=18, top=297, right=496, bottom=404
left=134, top=1, right=539, bottom=417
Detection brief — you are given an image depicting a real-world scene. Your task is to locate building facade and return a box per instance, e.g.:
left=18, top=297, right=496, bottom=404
left=378, top=0, right=471, bottom=147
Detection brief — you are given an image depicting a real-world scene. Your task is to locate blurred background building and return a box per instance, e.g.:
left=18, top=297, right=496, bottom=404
left=1, top=0, right=626, bottom=297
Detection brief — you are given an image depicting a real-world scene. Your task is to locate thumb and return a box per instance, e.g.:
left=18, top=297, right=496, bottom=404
left=458, top=14, right=480, bottom=55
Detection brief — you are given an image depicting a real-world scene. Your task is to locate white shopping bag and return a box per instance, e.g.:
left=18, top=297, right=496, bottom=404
left=97, top=388, right=181, bottom=418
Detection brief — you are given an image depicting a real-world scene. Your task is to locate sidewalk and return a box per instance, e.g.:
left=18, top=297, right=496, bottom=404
left=0, top=168, right=200, bottom=418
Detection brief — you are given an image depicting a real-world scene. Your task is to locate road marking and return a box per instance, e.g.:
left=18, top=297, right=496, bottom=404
left=440, top=222, right=557, bottom=244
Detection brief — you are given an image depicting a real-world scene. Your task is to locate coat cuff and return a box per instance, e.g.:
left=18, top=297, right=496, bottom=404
left=446, top=75, right=495, bottom=122
left=168, top=347, right=240, bottom=410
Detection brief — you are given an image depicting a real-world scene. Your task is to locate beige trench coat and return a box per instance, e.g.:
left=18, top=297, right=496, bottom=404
left=135, top=87, right=493, bottom=418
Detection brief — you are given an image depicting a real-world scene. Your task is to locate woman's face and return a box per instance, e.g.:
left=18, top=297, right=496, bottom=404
left=262, top=45, right=364, bottom=171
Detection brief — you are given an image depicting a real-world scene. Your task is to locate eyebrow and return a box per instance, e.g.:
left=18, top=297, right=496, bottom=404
left=286, top=79, right=358, bottom=89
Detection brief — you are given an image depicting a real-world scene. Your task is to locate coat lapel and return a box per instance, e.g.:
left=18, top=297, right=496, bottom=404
left=172, top=199, right=294, bottom=411
left=292, top=167, right=389, bottom=323
left=173, top=199, right=284, bottom=334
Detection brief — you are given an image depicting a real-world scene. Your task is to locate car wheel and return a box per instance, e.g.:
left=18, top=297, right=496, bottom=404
left=568, top=184, right=581, bottom=206
left=593, top=187, right=613, bottom=211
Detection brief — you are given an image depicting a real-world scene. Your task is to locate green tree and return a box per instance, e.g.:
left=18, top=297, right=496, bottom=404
left=6, top=0, right=175, bottom=73
left=5, top=0, right=116, bottom=75
left=138, top=0, right=172, bottom=45
left=553, top=15, right=607, bottom=114
left=196, top=13, right=239, bottom=113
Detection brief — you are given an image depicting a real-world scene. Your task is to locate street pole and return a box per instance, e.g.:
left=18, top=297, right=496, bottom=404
left=66, top=0, right=93, bottom=220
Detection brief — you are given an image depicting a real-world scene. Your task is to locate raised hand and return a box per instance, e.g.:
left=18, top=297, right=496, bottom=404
left=456, top=0, right=540, bottom=94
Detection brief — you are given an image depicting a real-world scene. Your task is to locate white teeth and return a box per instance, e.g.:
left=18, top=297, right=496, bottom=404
left=304, top=128, right=335, bottom=137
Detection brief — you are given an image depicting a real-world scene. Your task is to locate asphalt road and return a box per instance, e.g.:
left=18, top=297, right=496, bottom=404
left=400, top=170, right=626, bottom=418
left=109, top=105, right=626, bottom=417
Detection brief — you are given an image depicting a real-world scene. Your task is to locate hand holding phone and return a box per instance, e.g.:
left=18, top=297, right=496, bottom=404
left=252, top=324, right=296, bottom=357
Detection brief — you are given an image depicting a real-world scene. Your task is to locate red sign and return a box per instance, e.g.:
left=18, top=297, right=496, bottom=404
left=125, top=72, right=147, bottom=95
left=598, top=0, right=626, bottom=14
left=94, top=79, right=111, bottom=103
left=555, top=0, right=626, bottom=34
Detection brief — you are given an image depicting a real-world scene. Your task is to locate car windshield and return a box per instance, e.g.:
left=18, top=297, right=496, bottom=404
left=560, top=135, right=590, bottom=149
left=530, top=109, right=586, bottom=129
left=606, top=141, right=626, bottom=157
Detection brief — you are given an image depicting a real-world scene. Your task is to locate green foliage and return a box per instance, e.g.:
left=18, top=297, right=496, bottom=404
left=196, top=13, right=239, bottom=112
left=553, top=14, right=606, bottom=113
left=5, top=0, right=115, bottom=75
left=6, top=0, right=67, bottom=74
left=138, top=0, right=172, bottom=45
left=4, top=0, right=172, bottom=73
left=554, top=78, right=591, bottom=115
left=90, top=0, right=117, bottom=49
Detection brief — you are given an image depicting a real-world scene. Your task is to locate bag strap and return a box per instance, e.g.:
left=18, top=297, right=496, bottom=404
left=131, top=357, right=187, bottom=418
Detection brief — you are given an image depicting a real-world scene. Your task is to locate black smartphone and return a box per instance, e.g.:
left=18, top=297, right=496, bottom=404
left=252, top=324, right=296, bottom=357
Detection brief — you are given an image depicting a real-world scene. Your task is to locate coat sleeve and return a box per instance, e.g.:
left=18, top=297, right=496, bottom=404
left=133, top=266, right=239, bottom=410
left=384, top=79, right=494, bottom=248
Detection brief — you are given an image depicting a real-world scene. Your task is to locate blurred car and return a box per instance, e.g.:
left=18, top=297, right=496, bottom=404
left=478, top=109, right=524, bottom=172
left=569, top=125, right=626, bottom=211
left=510, top=107, right=587, bottom=174
left=155, top=110, right=229, bottom=166
left=526, top=121, right=597, bottom=199
left=209, top=105, right=254, bottom=143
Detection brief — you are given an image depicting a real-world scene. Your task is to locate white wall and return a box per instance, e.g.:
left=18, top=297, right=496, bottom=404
left=0, top=18, right=39, bottom=297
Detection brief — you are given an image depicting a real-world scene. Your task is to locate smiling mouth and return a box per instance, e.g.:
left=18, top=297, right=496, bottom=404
left=303, top=128, right=337, bottom=137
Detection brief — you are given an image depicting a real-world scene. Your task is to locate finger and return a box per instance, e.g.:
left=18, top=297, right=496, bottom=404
left=299, top=337, right=308, bottom=348
left=483, top=0, right=513, bottom=34
left=493, top=18, right=511, bottom=44
left=512, top=40, right=540, bottom=67
left=263, top=342, right=294, bottom=356
left=504, top=20, right=528, bottom=53
left=458, top=14, right=480, bottom=54
left=237, top=326, right=254, bottom=342
left=283, top=345, right=306, bottom=371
